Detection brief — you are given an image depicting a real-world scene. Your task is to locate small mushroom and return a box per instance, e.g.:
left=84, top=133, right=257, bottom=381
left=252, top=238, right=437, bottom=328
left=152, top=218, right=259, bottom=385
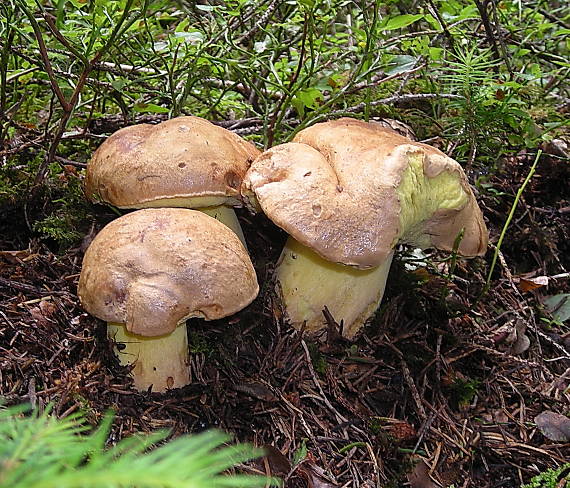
left=85, top=116, right=260, bottom=247
left=243, top=118, right=488, bottom=338
left=78, top=208, right=259, bottom=392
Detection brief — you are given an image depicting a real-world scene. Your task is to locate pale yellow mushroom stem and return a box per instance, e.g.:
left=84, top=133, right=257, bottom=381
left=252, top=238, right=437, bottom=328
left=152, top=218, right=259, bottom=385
left=199, top=205, right=247, bottom=249
left=107, top=322, right=190, bottom=392
left=276, top=237, right=394, bottom=339
left=130, top=197, right=248, bottom=249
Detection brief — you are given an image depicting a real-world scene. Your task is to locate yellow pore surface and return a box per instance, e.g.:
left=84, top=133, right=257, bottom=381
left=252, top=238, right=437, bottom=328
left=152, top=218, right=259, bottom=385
left=396, top=153, right=469, bottom=248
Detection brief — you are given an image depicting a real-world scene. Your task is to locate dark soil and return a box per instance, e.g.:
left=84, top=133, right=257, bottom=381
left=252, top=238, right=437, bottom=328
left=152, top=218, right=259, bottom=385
left=1, top=141, right=569, bottom=487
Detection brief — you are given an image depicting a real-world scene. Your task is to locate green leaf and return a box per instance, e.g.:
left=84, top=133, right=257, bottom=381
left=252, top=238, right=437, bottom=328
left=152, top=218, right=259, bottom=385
left=543, top=294, right=570, bottom=323
left=385, top=55, right=418, bottom=75
left=133, top=103, right=170, bottom=114
left=382, top=14, right=424, bottom=31
left=292, top=439, right=307, bottom=466
left=111, top=79, right=126, bottom=91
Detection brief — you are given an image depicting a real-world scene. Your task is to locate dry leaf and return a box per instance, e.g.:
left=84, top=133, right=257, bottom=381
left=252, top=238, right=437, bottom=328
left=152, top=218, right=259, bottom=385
left=510, top=320, right=530, bottom=355
left=234, top=382, right=277, bottom=402
left=492, top=321, right=530, bottom=355
left=262, top=445, right=291, bottom=477
left=535, top=411, right=570, bottom=442
left=298, top=462, right=339, bottom=488
left=492, top=324, right=517, bottom=346
left=0, top=249, right=35, bottom=264
left=384, top=421, right=417, bottom=441
left=517, top=275, right=549, bottom=292
left=408, top=458, right=439, bottom=488
left=29, top=299, right=57, bottom=326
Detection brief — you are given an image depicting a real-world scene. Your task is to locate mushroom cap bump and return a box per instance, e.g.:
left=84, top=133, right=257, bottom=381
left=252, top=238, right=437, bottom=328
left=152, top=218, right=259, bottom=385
left=78, top=208, right=259, bottom=336
left=243, top=118, right=488, bottom=268
left=85, top=116, right=260, bottom=208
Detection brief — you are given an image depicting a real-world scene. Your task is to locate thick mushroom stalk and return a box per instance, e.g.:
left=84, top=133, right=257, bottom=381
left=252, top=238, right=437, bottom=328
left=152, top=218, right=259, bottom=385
left=199, top=205, right=247, bottom=248
left=108, top=322, right=189, bottom=391
left=277, top=237, right=393, bottom=338
left=78, top=208, right=259, bottom=392
left=243, top=118, right=488, bottom=338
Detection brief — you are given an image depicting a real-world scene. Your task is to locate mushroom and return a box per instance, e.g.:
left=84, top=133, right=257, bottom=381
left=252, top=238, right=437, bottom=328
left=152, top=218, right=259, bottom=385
left=242, top=118, right=488, bottom=339
left=85, top=116, right=260, bottom=247
left=78, top=208, right=259, bottom=391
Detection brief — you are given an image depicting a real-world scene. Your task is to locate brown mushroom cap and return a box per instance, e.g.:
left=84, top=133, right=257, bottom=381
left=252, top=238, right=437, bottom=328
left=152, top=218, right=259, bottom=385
left=78, top=208, right=259, bottom=336
left=85, top=116, right=260, bottom=208
left=243, top=117, right=488, bottom=268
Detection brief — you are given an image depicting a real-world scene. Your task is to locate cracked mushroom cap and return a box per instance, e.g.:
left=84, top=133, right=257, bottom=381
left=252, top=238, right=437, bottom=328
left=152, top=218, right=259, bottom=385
left=243, top=117, right=488, bottom=268
left=78, top=208, right=259, bottom=336
left=85, top=116, right=260, bottom=208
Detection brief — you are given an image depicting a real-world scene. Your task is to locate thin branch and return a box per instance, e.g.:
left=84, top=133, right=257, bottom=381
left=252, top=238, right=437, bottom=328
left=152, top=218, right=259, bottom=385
left=474, top=0, right=501, bottom=62
left=19, top=6, right=70, bottom=111
left=330, top=93, right=462, bottom=117
left=236, top=0, right=281, bottom=45
left=266, top=10, right=308, bottom=146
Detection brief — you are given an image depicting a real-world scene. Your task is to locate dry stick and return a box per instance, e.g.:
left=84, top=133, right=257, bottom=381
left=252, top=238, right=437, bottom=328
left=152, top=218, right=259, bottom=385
left=24, top=12, right=69, bottom=111
left=300, top=339, right=348, bottom=425
left=489, top=0, right=513, bottom=77
left=538, top=8, right=570, bottom=29
left=331, top=93, right=462, bottom=117
left=426, top=0, right=455, bottom=50
left=236, top=0, right=281, bottom=46
left=401, top=359, right=427, bottom=421
left=0, top=17, right=15, bottom=147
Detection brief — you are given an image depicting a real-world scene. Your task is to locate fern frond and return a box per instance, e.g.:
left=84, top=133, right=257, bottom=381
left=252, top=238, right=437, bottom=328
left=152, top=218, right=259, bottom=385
left=0, top=404, right=279, bottom=488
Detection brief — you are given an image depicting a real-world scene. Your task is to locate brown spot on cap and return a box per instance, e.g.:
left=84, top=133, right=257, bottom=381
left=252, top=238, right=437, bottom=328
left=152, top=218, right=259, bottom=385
left=224, top=171, right=241, bottom=190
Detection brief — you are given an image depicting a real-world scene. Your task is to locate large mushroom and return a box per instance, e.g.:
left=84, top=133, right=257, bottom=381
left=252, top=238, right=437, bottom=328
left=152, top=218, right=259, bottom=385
left=242, top=118, right=488, bottom=339
left=78, top=208, right=259, bottom=392
left=84, top=116, right=260, bottom=246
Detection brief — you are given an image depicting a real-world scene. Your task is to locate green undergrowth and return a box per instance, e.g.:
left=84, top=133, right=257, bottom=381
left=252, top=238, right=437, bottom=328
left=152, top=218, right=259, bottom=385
left=0, top=402, right=278, bottom=488
left=1, top=0, right=568, bottom=248
left=522, top=463, right=570, bottom=488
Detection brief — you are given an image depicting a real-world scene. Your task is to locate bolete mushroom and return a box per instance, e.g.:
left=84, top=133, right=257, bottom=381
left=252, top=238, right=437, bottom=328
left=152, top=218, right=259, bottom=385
left=242, top=118, right=488, bottom=339
left=78, top=208, right=259, bottom=392
left=85, top=116, right=260, bottom=246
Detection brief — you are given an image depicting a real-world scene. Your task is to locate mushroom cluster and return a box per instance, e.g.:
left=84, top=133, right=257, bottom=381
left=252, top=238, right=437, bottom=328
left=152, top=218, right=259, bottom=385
left=79, top=116, right=260, bottom=392
left=79, top=115, right=488, bottom=391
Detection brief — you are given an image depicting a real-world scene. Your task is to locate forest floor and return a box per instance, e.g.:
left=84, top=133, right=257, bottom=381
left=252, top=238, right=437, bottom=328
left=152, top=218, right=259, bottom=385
left=0, top=132, right=569, bottom=487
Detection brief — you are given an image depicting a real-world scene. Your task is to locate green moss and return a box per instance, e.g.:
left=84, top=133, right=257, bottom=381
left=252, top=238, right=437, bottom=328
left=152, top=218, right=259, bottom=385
left=32, top=171, right=91, bottom=250
left=522, top=463, right=570, bottom=488
left=189, top=331, right=216, bottom=355
left=449, top=377, right=480, bottom=408
left=308, top=342, right=328, bottom=374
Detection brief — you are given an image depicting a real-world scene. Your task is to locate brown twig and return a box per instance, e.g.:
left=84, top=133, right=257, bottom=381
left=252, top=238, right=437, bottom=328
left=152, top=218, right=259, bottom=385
left=236, top=0, right=281, bottom=46
left=474, top=0, right=502, bottom=62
